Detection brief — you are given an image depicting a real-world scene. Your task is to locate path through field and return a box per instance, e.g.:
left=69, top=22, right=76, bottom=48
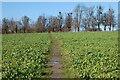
left=48, top=35, right=63, bottom=78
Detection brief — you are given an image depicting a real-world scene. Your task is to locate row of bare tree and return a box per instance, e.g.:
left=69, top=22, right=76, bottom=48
left=1, top=4, right=118, bottom=34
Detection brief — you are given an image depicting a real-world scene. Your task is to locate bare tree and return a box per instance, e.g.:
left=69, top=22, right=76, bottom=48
left=15, top=21, right=22, bottom=33
left=82, top=18, right=87, bottom=31
left=73, top=17, right=78, bottom=32
left=107, top=7, right=115, bottom=31
left=74, top=4, right=84, bottom=32
left=47, top=16, right=56, bottom=32
left=87, top=7, right=96, bottom=31
left=91, top=16, right=97, bottom=31
left=2, top=4, right=117, bottom=33
left=22, top=16, right=30, bottom=33
left=47, top=17, right=52, bottom=32
left=53, top=17, right=59, bottom=32
left=9, top=18, right=16, bottom=33
left=2, top=18, right=9, bottom=34
left=96, top=5, right=103, bottom=31
left=74, top=4, right=79, bottom=32
left=102, top=13, right=108, bottom=31
left=65, top=13, right=72, bottom=31
left=58, top=12, right=63, bottom=32
left=111, top=15, right=116, bottom=31
left=36, top=16, right=46, bottom=32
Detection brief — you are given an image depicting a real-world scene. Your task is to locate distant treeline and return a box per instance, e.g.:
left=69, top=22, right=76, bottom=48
left=0, top=4, right=119, bottom=34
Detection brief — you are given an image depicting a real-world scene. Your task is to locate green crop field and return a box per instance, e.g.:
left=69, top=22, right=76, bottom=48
left=2, top=31, right=120, bottom=78
left=53, top=31, right=119, bottom=78
left=2, top=33, right=51, bottom=78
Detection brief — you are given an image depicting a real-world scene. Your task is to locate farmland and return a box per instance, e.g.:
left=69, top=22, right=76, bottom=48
left=2, top=33, right=51, bottom=78
left=2, top=31, right=120, bottom=78
left=53, top=31, right=119, bottom=78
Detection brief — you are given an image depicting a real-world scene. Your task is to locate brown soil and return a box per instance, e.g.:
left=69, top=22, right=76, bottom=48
left=48, top=36, right=64, bottom=78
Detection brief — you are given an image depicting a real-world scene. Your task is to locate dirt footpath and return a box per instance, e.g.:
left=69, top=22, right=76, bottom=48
left=48, top=36, right=64, bottom=78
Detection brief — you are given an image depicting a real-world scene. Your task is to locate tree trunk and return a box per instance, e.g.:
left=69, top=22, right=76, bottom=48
left=104, top=25, right=106, bottom=31
left=6, top=25, right=8, bottom=34
left=24, top=27, right=25, bottom=33
left=112, top=26, right=114, bottom=31
left=60, top=25, right=62, bottom=32
left=78, top=27, right=80, bottom=32
left=75, top=27, right=76, bottom=32
left=109, top=25, right=111, bottom=31
left=88, top=24, right=90, bottom=31
left=16, top=25, right=17, bottom=33
left=98, top=23, right=100, bottom=31
left=5, top=29, right=7, bottom=34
